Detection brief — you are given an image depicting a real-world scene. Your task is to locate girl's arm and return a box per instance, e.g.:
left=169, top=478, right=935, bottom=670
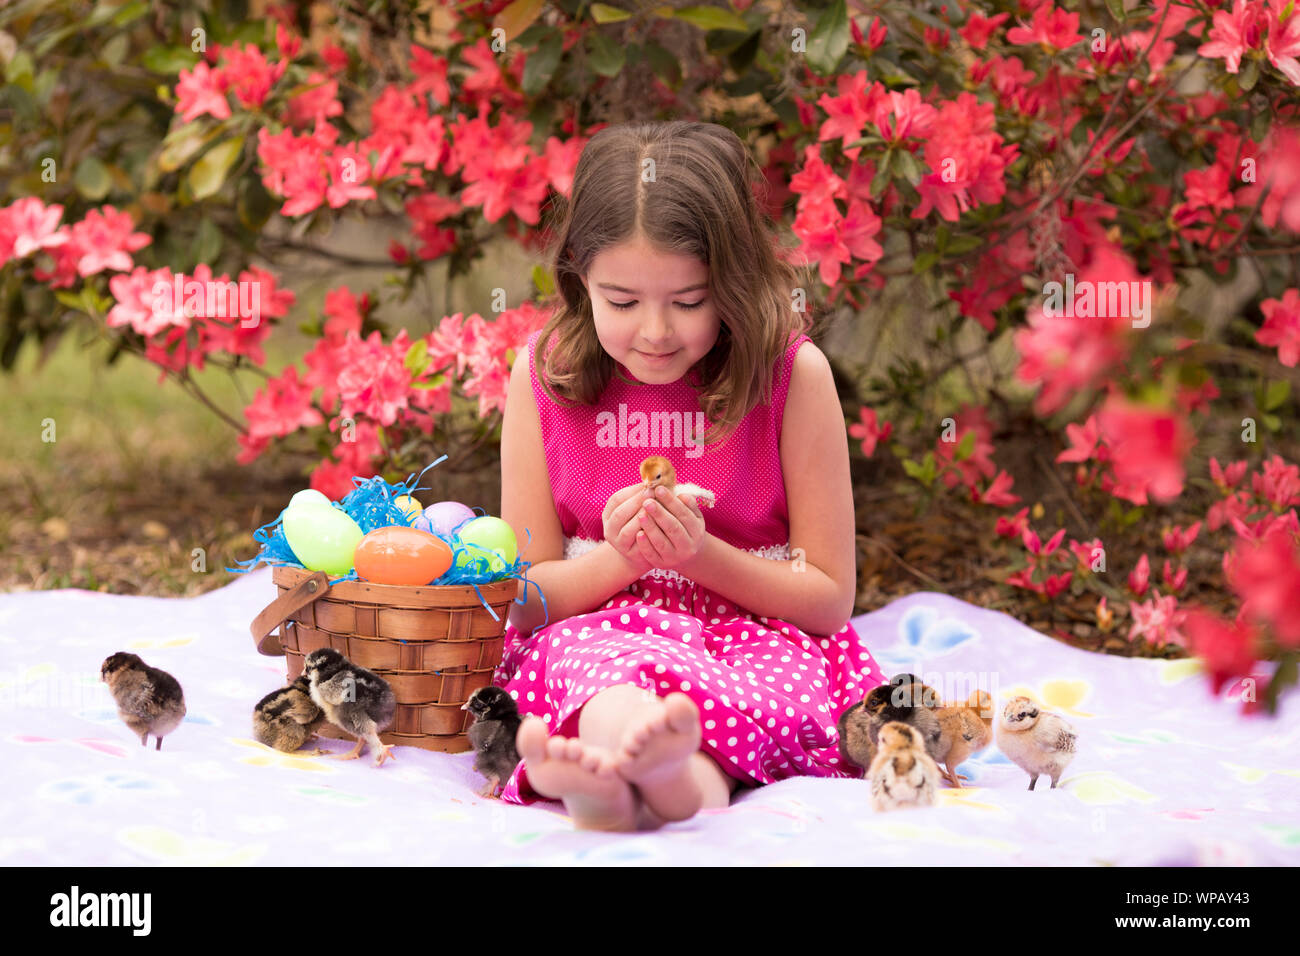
left=678, top=342, right=857, bottom=636
left=500, top=349, right=647, bottom=636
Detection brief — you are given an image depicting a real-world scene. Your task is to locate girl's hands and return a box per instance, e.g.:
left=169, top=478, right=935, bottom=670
left=633, top=485, right=706, bottom=571
left=602, top=484, right=657, bottom=576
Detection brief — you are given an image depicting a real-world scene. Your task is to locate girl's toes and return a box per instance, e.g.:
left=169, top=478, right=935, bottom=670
left=517, top=717, right=547, bottom=763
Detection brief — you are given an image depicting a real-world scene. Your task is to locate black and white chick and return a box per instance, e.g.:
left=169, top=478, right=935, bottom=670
left=301, top=648, right=397, bottom=767
left=837, top=672, right=944, bottom=773
left=253, top=675, right=327, bottom=754
left=100, top=652, right=187, bottom=750
left=461, top=686, right=521, bottom=797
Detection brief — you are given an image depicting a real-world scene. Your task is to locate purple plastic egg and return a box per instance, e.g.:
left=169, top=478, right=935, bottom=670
left=420, top=500, right=476, bottom=538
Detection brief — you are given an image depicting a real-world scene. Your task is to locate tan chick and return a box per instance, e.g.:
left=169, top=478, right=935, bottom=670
left=933, top=689, right=995, bottom=788
left=868, top=721, right=940, bottom=811
left=639, top=455, right=716, bottom=508
left=100, top=652, right=187, bottom=750
left=996, top=696, right=1078, bottom=790
left=253, top=675, right=327, bottom=754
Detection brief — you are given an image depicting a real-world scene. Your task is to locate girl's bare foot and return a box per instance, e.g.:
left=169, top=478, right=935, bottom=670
left=612, top=692, right=703, bottom=822
left=516, top=716, right=639, bottom=831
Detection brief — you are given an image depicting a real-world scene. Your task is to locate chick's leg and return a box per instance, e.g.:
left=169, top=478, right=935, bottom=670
left=368, top=732, right=395, bottom=767
left=1028, top=774, right=1038, bottom=791
left=333, top=735, right=366, bottom=760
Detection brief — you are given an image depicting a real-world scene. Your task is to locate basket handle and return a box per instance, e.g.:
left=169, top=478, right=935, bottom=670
left=250, top=570, right=331, bottom=656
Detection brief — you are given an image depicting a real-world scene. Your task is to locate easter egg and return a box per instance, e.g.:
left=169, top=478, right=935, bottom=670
left=282, top=504, right=365, bottom=576
left=353, top=526, right=453, bottom=586
left=457, top=516, right=518, bottom=571
left=419, top=501, right=476, bottom=537
left=452, top=543, right=508, bottom=577
left=288, top=489, right=332, bottom=512
left=393, top=495, right=422, bottom=519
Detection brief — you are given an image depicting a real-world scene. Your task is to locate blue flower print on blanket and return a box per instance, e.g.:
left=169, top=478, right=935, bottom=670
left=871, top=605, right=980, bottom=675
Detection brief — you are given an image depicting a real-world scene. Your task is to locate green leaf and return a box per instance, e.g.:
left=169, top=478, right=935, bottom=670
left=74, top=155, right=112, bottom=200
left=590, top=2, right=632, bottom=23
left=405, top=339, right=430, bottom=376
left=902, top=457, right=932, bottom=486
left=521, top=29, right=564, bottom=95
left=645, top=39, right=682, bottom=84
left=158, top=122, right=215, bottom=173
left=587, top=30, right=626, bottom=77
left=953, top=429, right=975, bottom=462
left=1251, top=109, right=1272, bottom=143
left=1264, top=379, right=1291, bottom=411
left=912, top=251, right=939, bottom=274
left=496, top=0, right=546, bottom=41
left=190, top=217, right=222, bottom=267
left=54, top=290, right=86, bottom=311
left=141, top=45, right=199, bottom=74
left=1262, top=412, right=1282, bottom=432
left=531, top=264, right=556, bottom=298
left=188, top=135, right=244, bottom=200
left=673, top=4, right=750, bottom=32
left=807, top=0, right=849, bottom=75
left=1240, top=58, right=1259, bottom=91
left=893, top=148, right=922, bottom=185
left=1105, top=0, right=1126, bottom=20
left=111, top=0, right=149, bottom=26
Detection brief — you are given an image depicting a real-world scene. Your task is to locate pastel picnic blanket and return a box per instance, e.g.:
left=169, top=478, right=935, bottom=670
left=1, top=567, right=1297, bottom=866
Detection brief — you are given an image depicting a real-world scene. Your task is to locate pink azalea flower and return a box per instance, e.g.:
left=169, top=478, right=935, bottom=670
left=105, top=266, right=188, bottom=337
left=1007, top=568, right=1043, bottom=593
left=57, top=205, right=151, bottom=278
left=934, top=403, right=997, bottom=489
left=1129, top=553, right=1151, bottom=597
left=1163, top=521, right=1203, bottom=554
left=242, top=366, right=324, bottom=457
left=1006, top=4, right=1083, bottom=51
left=219, top=43, right=286, bottom=109
left=974, top=469, right=1021, bottom=507
left=1266, top=0, right=1300, bottom=84
left=1128, top=589, right=1187, bottom=647
left=1056, top=413, right=1102, bottom=463
left=1023, top=526, right=1067, bottom=558
left=325, top=142, right=378, bottom=208
left=1226, top=523, right=1300, bottom=646
left=1043, top=571, right=1072, bottom=599
left=1069, top=537, right=1104, bottom=570
left=1258, top=288, right=1300, bottom=367
left=873, top=89, right=936, bottom=143
left=0, top=197, right=69, bottom=261
left=175, top=61, right=230, bottom=122
left=959, top=11, right=1010, bottom=50
left=1097, top=395, right=1196, bottom=503
left=1210, top=457, right=1250, bottom=491
left=1182, top=608, right=1258, bottom=695
left=996, top=507, right=1030, bottom=539
left=1197, top=0, right=1265, bottom=73
left=285, top=71, right=343, bottom=130
left=1208, top=491, right=1252, bottom=531
left=791, top=198, right=851, bottom=287
left=1162, top=559, right=1189, bottom=592
left=335, top=329, right=414, bottom=427
left=816, top=73, right=886, bottom=159
left=1251, top=454, right=1300, bottom=509
left=848, top=406, right=892, bottom=457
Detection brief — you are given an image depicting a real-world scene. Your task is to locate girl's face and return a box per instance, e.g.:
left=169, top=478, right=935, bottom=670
left=580, top=233, right=720, bottom=384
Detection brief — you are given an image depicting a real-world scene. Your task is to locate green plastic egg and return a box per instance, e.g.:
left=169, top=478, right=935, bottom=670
left=282, top=503, right=364, bottom=576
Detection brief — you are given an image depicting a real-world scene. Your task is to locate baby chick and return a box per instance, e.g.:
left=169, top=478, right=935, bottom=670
left=461, top=685, right=522, bottom=797
left=100, top=652, right=187, bottom=750
left=868, top=721, right=940, bottom=811
left=933, top=689, right=994, bottom=788
left=996, top=695, right=1078, bottom=790
left=302, top=648, right=397, bottom=766
left=253, top=675, right=327, bottom=754
left=837, top=672, right=943, bottom=773
left=639, top=455, right=716, bottom=508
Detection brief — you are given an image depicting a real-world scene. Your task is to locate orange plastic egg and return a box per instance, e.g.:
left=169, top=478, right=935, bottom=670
left=353, top=526, right=453, bottom=586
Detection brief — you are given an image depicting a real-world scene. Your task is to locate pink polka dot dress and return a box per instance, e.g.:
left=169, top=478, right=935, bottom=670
left=493, top=328, right=887, bottom=804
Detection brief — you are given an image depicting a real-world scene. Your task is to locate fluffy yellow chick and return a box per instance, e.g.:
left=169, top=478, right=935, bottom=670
left=933, top=689, right=994, bottom=788
left=996, top=696, right=1078, bottom=790
left=639, top=455, right=716, bottom=508
left=868, top=721, right=940, bottom=811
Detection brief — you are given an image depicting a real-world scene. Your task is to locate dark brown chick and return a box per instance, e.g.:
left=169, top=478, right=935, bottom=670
left=302, top=648, right=397, bottom=766
left=837, top=672, right=943, bottom=773
left=461, top=685, right=522, bottom=797
left=253, top=675, right=327, bottom=754
left=100, top=652, right=187, bottom=750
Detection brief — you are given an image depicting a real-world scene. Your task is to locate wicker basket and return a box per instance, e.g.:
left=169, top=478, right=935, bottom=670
left=250, top=565, right=520, bottom=753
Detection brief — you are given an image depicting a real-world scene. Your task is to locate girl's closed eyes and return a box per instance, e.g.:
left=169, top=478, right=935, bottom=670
left=608, top=299, right=707, bottom=311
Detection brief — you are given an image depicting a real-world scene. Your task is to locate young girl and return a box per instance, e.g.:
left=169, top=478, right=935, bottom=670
left=494, top=120, right=887, bottom=830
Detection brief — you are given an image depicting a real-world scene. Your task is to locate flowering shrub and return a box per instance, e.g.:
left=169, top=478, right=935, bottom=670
left=2, top=0, right=1298, bottom=710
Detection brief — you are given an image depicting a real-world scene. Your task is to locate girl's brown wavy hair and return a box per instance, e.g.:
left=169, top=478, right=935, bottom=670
left=532, top=120, right=822, bottom=450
